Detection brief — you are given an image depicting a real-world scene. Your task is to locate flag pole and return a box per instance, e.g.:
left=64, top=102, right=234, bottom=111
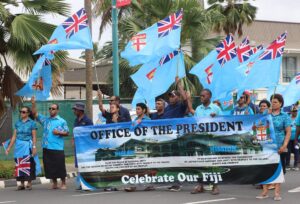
left=112, top=0, right=120, bottom=96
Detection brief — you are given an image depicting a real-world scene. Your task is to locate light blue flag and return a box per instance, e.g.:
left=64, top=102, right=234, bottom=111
left=16, top=56, right=52, bottom=101
left=273, top=73, right=300, bottom=107
left=212, top=35, right=243, bottom=97
left=237, top=32, right=287, bottom=91
left=2, top=139, right=10, bottom=152
left=189, top=50, right=218, bottom=90
left=34, top=8, right=93, bottom=55
left=121, top=10, right=183, bottom=66
left=131, top=50, right=186, bottom=108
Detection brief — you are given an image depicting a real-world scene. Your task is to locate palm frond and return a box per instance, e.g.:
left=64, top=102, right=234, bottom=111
left=22, top=0, right=70, bottom=16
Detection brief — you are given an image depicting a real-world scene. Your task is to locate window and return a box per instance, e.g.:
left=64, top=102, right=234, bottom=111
left=282, top=57, right=297, bottom=83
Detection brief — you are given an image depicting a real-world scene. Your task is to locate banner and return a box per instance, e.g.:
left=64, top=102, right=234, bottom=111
left=74, top=115, right=283, bottom=190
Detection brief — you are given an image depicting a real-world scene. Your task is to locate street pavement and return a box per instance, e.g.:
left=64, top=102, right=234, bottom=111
left=0, top=170, right=299, bottom=204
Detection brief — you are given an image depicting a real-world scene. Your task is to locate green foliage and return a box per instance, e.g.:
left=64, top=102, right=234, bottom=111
left=0, top=162, right=14, bottom=179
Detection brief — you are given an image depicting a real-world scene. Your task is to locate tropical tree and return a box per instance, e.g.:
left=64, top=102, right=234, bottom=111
left=207, top=0, right=257, bottom=37
left=0, top=0, right=70, bottom=115
left=79, top=42, right=103, bottom=61
left=93, top=0, right=256, bottom=97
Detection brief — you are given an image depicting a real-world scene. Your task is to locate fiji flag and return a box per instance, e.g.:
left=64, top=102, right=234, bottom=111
left=131, top=50, right=185, bottom=108
left=121, top=10, right=183, bottom=66
left=16, top=55, right=52, bottom=100
left=34, top=8, right=93, bottom=55
left=278, top=73, right=300, bottom=107
left=238, top=32, right=287, bottom=91
left=189, top=50, right=218, bottom=90
left=211, top=34, right=242, bottom=97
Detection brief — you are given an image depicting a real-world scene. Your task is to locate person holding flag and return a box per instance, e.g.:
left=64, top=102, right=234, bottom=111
left=5, top=106, right=39, bottom=190
left=31, top=97, right=69, bottom=190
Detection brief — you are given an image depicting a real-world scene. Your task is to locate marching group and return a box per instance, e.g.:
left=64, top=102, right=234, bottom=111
left=4, top=77, right=300, bottom=201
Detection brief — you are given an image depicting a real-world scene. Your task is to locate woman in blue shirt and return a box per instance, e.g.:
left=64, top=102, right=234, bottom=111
left=5, top=106, right=37, bottom=190
left=256, top=94, right=291, bottom=201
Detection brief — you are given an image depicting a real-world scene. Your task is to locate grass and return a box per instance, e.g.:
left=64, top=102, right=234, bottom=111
left=0, top=156, right=75, bottom=180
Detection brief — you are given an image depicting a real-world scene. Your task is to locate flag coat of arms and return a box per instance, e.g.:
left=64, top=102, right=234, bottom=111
left=238, top=32, right=287, bottom=91
left=16, top=55, right=52, bottom=100
left=34, top=8, right=93, bottom=55
left=121, top=10, right=183, bottom=66
left=131, top=50, right=185, bottom=108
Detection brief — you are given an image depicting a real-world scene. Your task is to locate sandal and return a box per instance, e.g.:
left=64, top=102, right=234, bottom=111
left=26, top=185, right=32, bottom=190
left=17, top=186, right=25, bottom=191
left=124, top=187, right=136, bottom=192
left=274, top=196, right=282, bottom=201
left=191, top=185, right=204, bottom=194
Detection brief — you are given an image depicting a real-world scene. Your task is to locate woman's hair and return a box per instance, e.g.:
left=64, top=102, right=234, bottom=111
left=110, top=103, right=120, bottom=109
left=270, top=94, right=284, bottom=108
left=259, top=99, right=271, bottom=108
left=136, top=103, right=148, bottom=114
left=21, top=106, right=34, bottom=120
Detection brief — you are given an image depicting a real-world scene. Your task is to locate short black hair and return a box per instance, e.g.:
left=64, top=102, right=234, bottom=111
left=155, top=98, right=165, bottom=102
left=201, top=88, right=212, bottom=97
left=52, top=103, right=59, bottom=110
left=259, top=99, right=271, bottom=108
left=136, top=103, right=148, bottom=114
left=270, top=94, right=284, bottom=108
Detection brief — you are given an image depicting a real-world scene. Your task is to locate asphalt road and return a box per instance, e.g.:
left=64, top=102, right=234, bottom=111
left=0, top=170, right=299, bottom=204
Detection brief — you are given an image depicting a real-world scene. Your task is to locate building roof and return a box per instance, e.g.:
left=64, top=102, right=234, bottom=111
left=240, top=20, right=300, bottom=51
left=212, top=20, right=300, bottom=52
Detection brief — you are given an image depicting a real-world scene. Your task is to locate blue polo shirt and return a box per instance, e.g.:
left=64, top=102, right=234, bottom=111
left=120, top=106, right=131, bottom=122
left=231, top=106, right=254, bottom=115
left=194, top=103, right=221, bottom=117
left=37, top=114, right=69, bottom=151
left=162, top=102, right=187, bottom=119
left=74, top=115, right=93, bottom=127
left=15, top=119, right=37, bottom=141
left=272, top=112, right=291, bottom=147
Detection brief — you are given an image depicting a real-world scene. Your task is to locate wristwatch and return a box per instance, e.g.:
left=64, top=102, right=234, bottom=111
left=32, top=145, right=36, bottom=148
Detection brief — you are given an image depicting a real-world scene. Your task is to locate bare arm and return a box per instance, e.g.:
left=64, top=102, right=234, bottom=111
left=186, top=91, right=195, bottom=115
left=6, top=130, right=17, bottom=155
left=31, top=96, right=38, bottom=118
left=296, top=125, right=300, bottom=144
left=175, top=77, right=187, bottom=101
left=31, top=129, right=37, bottom=156
left=279, top=126, right=291, bottom=154
left=97, top=89, right=106, bottom=114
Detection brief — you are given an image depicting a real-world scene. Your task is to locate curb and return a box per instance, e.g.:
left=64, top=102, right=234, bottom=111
left=0, top=172, right=77, bottom=189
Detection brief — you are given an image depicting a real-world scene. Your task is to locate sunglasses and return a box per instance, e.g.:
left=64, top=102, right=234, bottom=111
left=49, top=107, right=57, bottom=110
left=19, top=111, right=28, bottom=114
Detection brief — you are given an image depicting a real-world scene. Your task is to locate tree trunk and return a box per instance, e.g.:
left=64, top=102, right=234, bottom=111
left=85, top=0, right=93, bottom=119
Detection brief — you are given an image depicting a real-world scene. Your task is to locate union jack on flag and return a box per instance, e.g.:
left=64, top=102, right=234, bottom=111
left=237, top=37, right=252, bottom=63
left=15, top=155, right=31, bottom=177
left=216, top=34, right=237, bottom=66
left=259, top=32, right=287, bottom=60
left=159, top=50, right=179, bottom=65
left=157, top=10, right=183, bottom=38
left=62, top=8, right=88, bottom=39
left=296, top=72, right=300, bottom=84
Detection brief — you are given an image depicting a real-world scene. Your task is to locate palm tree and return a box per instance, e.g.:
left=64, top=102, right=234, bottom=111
left=85, top=0, right=94, bottom=119
left=79, top=42, right=103, bottom=61
left=93, top=0, right=222, bottom=97
left=0, top=0, right=70, bottom=115
left=207, top=0, right=257, bottom=37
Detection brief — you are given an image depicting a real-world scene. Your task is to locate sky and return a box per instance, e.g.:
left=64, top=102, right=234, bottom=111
left=8, top=0, right=300, bottom=59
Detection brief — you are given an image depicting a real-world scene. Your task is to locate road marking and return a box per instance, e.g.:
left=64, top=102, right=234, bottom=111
left=288, top=186, right=300, bottom=193
left=0, top=201, right=16, bottom=204
left=71, top=191, right=116, bottom=197
left=183, top=198, right=236, bottom=204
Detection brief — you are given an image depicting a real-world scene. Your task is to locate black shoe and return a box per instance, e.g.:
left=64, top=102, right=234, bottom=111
left=168, top=185, right=181, bottom=192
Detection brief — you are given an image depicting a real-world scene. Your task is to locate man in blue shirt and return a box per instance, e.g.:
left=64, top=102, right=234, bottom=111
left=150, top=98, right=165, bottom=120
left=163, top=77, right=188, bottom=119
left=231, top=94, right=254, bottom=115
left=31, top=97, right=69, bottom=190
left=189, top=88, right=221, bottom=195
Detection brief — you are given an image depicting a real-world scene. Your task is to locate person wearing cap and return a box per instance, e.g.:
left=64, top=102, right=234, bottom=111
left=188, top=88, right=221, bottom=195
left=72, top=102, right=93, bottom=190
left=31, top=97, right=69, bottom=190
left=150, top=98, right=166, bottom=120
left=163, top=77, right=188, bottom=119
left=286, top=105, right=299, bottom=171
